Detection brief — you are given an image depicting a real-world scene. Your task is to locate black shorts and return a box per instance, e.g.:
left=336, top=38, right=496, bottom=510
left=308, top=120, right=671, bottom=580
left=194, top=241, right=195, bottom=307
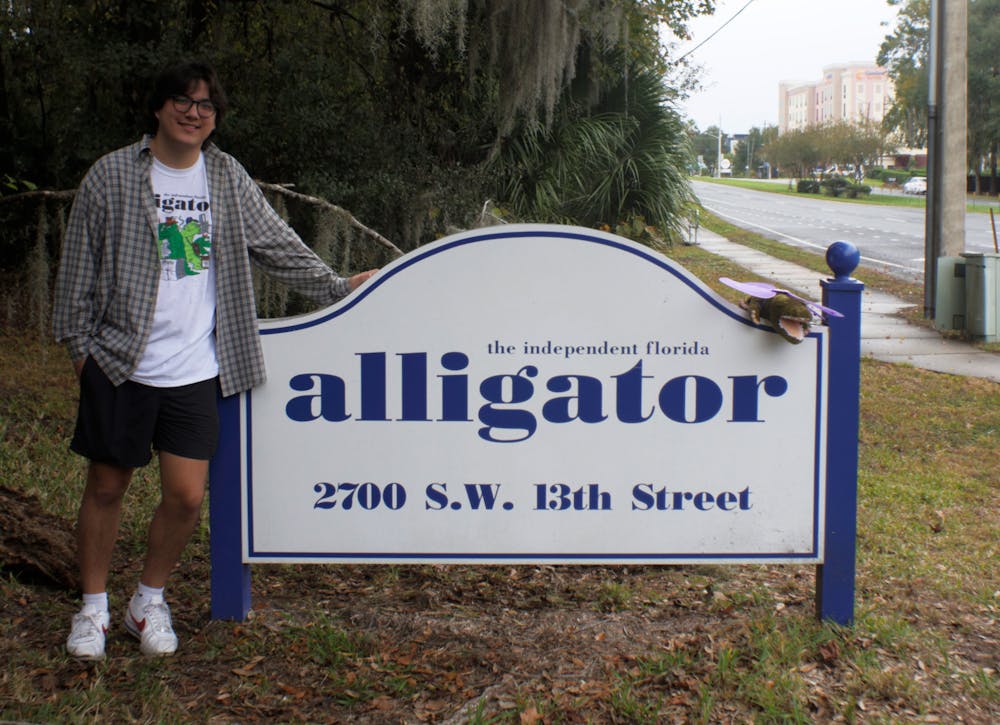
left=71, top=357, right=220, bottom=467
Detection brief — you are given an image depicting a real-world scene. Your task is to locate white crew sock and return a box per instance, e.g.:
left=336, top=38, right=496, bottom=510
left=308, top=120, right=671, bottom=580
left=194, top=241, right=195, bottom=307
left=136, top=582, right=165, bottom=602
left=82, top=591, right=108, bottom=612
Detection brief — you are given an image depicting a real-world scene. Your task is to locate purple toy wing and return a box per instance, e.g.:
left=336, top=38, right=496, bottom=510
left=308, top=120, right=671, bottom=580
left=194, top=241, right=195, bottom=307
left=719, top=277, right=844, bottom=318
left=805, top=300, right=844, bottom=318
left=777, top=290, right=845, bottom=318
left=719, top=277, right=779, bottom=299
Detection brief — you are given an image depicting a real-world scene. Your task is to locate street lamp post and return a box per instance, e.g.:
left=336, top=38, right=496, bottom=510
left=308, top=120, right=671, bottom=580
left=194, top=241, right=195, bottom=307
left=716, top=122, right=722, bottom=179
left=924, top=0, right=942, bottom=318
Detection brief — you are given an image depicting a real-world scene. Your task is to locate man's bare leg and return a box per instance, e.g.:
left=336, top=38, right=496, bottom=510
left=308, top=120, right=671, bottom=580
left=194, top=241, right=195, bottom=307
left=77, top=461, right=134, bottom=593
left=67, top=461, right=132, bottom=659
left=140, top=451, right=209, bottom=587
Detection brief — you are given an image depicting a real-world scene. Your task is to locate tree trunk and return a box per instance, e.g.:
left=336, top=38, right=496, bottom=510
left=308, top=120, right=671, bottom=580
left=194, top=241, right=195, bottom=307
left=992, top=145, right=998, bottom=197
left=0, top=485, right=79, bottom=590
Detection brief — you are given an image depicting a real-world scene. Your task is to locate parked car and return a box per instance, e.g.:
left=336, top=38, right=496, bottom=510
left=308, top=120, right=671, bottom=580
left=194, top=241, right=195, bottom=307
left=903, top=176, right=927, bottom=194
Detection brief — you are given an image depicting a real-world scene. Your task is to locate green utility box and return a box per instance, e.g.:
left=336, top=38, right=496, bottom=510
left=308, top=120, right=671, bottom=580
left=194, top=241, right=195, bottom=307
left=935, top=257, right=966, bottom=332
left=962, top=252, right=1000, bottom=342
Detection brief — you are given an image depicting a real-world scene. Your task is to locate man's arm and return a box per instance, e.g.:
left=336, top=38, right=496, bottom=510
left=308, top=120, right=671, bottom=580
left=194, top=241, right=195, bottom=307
left=53, top=174, right=105, bottom=370
left=237, top=169, right=377, bottom=304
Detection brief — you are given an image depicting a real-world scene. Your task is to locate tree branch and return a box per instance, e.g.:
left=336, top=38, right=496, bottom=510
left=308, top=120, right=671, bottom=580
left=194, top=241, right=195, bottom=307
left=0, top=189, right=76, bottom=204
left=301, top=0, right=364, bottom=27
left=1, top=184, right=403, bottom=258
left=255, top=181, right=403, bottom=257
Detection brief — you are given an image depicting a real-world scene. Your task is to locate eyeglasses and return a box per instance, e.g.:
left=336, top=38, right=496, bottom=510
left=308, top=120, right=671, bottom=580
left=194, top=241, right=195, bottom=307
left=169, top=95, right=217, bottom=118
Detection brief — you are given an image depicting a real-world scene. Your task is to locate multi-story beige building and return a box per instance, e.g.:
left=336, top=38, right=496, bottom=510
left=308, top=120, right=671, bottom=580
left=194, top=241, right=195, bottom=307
left=779, top=62, right=893, bottom=134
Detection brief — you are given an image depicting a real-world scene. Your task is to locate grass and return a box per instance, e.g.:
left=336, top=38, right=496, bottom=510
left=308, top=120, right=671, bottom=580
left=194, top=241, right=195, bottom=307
left=1, top=234, right=999, bottom=721
left=696, top=174, right=1000, bottom=214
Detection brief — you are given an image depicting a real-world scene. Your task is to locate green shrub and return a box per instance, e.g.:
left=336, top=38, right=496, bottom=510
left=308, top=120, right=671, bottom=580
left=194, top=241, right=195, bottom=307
left=821, top=176, right=849, bottom=196
left=797, top=179, right=820, bottom=194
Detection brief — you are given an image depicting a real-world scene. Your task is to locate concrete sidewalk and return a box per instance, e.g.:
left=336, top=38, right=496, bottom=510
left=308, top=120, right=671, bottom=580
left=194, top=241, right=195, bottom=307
left=692, top=228, right=1000, bottom=383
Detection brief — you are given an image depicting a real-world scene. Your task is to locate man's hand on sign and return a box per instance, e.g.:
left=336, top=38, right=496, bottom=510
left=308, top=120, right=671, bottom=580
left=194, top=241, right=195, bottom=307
left=348, top=269, right=378, bottom=291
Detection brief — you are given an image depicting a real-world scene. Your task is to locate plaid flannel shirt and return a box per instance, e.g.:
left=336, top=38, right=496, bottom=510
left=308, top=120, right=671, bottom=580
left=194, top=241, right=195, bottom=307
left=53, top=136, right=351, bottom=397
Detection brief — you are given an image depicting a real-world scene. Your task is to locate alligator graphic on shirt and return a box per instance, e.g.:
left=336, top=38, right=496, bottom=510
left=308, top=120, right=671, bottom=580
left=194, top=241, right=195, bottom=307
left=159, top=216, right=211, bottom=280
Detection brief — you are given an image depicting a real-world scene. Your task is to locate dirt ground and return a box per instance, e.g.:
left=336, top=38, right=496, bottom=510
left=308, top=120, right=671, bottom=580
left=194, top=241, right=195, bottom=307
left=4, top=551, right=998, bottom=723
left=1, top=340, right=997, bottom=722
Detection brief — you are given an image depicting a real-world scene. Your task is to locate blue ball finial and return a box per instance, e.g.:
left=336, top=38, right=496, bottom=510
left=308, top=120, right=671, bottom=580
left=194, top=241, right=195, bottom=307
left=826, top=241, right=860, bottom=280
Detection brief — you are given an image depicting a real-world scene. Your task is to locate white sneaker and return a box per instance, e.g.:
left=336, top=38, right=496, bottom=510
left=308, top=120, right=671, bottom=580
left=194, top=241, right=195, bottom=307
left=66, top=604, right=109, bottom=661
left=123, top=593, right=178, bottom=656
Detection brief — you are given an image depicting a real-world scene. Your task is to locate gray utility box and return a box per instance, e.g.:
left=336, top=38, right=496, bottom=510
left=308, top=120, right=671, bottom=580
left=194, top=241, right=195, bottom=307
left=962, top=252, right=1000, bottom=342
left=935, top=256, right=966, bottom=332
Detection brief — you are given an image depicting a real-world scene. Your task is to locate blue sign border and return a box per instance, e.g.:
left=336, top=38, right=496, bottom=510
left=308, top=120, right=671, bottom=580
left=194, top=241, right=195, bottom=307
left=209, top=227, right=863, bottom=626
left=263, top=228, right=758, bottom=334
left=244, top=226, right=826, bottom=562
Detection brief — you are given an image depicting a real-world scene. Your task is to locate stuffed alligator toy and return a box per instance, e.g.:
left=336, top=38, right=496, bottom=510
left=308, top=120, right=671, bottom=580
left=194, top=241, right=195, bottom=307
left=719, top=278, right=844, bottom=344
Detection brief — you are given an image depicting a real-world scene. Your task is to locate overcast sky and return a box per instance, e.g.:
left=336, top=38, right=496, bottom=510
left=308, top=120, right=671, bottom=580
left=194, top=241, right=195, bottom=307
left=674, top=0, right=901, bottom=134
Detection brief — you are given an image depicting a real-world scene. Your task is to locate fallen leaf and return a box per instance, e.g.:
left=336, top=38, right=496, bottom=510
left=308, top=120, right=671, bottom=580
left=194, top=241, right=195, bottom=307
left=37, top=673, right=57, bottom=692
left=231, top=655, right=265, bottom=677
left=277, top=682, right=308, bottom=699
left=819, top=640, right=840, bottom=664
left=520, top=705, right=542, bottom=724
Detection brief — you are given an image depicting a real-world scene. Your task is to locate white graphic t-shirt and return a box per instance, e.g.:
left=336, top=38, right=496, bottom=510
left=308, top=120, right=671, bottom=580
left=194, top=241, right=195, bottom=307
left=130, top=154, right=219, bottom=387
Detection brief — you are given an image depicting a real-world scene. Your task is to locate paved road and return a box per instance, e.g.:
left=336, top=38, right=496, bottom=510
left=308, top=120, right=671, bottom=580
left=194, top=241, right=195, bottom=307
left=691, top=180, right=1000, bottom=281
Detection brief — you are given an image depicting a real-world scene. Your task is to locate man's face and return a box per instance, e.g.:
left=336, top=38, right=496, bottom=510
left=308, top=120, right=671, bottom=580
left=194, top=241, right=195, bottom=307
left=154, top=79, right=216, bottom=151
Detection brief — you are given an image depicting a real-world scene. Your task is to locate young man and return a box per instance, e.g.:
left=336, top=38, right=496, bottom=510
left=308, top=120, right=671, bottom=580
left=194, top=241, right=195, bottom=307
left=53, top=61, right=376, bottom=660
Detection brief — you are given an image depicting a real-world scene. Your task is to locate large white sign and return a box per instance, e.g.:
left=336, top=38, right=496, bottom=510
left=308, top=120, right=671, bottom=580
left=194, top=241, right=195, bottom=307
left=241, top=225, right=827, bottom=564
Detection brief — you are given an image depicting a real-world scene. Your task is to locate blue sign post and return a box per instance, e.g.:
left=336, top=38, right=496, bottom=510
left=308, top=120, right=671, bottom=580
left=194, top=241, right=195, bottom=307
left=207, top=229, right=862, bottom=625
left=209, top=391, right=250, bottom=620
left=817, top=241, right=864, bottom=625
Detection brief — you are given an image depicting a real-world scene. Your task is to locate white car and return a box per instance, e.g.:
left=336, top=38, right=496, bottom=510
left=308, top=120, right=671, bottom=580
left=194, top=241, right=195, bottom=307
left=903, top=176, right=927, bottom=194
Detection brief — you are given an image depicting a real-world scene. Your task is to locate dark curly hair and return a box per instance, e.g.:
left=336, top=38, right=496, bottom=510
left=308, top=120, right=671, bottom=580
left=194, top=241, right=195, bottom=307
left=146, top=61, right=229, bottom=141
